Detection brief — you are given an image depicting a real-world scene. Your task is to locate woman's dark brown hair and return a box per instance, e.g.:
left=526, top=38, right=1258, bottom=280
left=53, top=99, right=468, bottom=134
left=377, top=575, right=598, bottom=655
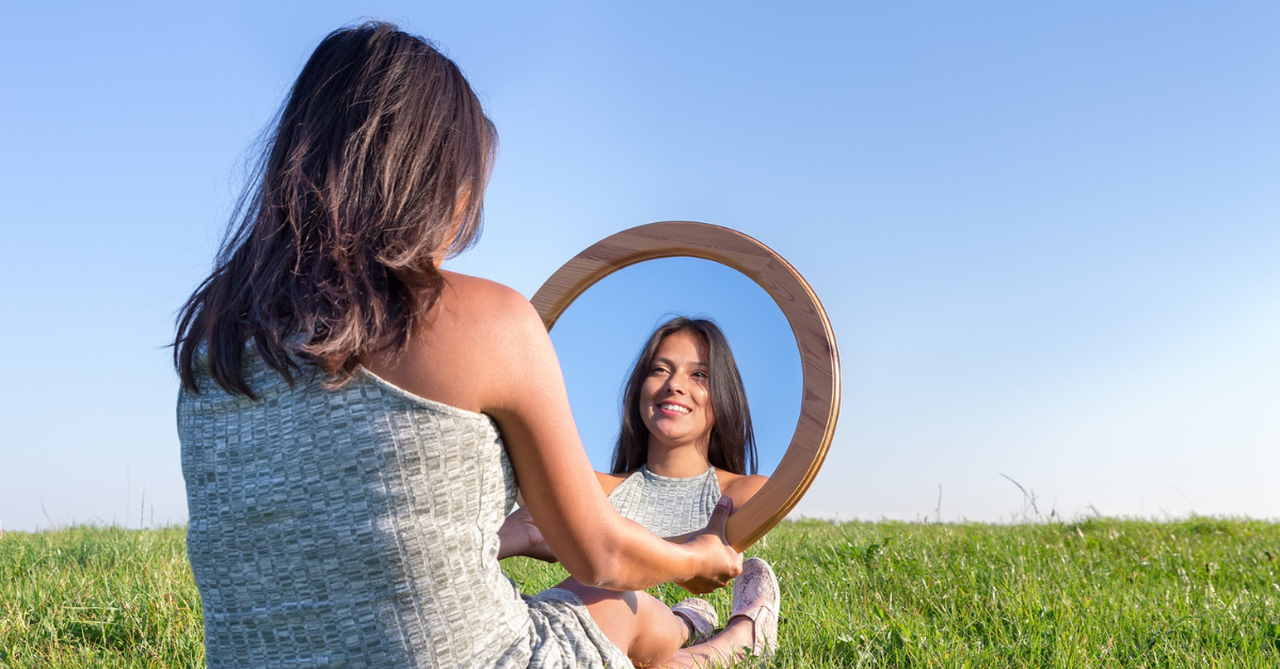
left=611, top=317, right=758, bottom=476
left=174, top=22, right=496, bottom=397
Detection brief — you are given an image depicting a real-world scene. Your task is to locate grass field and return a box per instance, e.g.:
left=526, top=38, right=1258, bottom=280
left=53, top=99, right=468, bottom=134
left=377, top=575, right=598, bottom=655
left=2, top=518, right=1278, bottom=667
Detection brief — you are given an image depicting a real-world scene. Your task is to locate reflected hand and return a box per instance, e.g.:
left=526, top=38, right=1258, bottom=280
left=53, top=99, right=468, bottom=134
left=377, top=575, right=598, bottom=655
left=498, top=506, right=559, bottom=563
left=676, top=495, right=742, bottom=594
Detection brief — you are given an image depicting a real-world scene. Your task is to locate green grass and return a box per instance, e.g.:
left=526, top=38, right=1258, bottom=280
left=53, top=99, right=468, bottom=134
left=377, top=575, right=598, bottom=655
left=3, top=519, right=1279, bottom=667
left=0, top=526, right=202, bottom=668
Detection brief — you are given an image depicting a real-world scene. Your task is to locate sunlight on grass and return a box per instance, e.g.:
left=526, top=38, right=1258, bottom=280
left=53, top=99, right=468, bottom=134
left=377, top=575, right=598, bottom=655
left=0, top=526, right=202, bottom=667
left=3, top=519, right=1278, bottom=667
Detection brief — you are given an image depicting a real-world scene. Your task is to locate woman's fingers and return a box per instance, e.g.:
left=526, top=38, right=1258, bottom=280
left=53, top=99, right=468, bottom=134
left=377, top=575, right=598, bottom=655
left=705, top=495, right=733, bottom=541
left=673, top=499, right=743, bottom=594
left=675, top=535, right=741, bottom=594
left=497, top=506, right=559, bottom=562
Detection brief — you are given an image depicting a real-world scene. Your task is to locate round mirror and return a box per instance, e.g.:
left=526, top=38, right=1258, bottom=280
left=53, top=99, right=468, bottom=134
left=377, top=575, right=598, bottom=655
left=533, top=221, right=841, bottom=551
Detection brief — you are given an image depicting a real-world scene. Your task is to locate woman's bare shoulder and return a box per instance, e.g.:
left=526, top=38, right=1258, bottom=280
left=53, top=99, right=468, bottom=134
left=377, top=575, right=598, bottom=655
left=716, top=470, right=769, bottom=508
left=596, top=471, right=630, bottom=495
left=364, top=271, right=547, bottom=412
left=430, top=271, right=547, bottom=346
left=439, top=271, right=534, bottom=318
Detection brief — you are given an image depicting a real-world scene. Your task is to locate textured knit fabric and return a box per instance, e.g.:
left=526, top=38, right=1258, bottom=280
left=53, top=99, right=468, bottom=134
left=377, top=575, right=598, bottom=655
left=178, top=351, right=630, bottom=669
left=606, top=466, right=721, bottom=538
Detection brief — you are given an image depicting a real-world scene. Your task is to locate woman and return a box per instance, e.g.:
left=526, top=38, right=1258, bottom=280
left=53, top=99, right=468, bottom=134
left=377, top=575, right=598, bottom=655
left=174, top=23, right=774, bottom=668
left=518, top=318, right=780, bottom=646
left=600, top=317, right=769, bottom=539
left=597, top=318, right=776, bottom=647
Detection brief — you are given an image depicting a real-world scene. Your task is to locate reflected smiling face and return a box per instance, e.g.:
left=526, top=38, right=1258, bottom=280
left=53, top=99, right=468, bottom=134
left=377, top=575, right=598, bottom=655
left=639, top=330, right=715, bottom=453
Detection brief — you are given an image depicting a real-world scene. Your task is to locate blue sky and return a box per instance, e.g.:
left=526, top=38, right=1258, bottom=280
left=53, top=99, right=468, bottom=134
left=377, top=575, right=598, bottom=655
left=2, top=2, right=1276, bottom=531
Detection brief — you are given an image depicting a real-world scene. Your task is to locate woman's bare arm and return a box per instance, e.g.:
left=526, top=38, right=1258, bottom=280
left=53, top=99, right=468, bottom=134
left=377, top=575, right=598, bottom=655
left=368, top=272, right=740, bottom=592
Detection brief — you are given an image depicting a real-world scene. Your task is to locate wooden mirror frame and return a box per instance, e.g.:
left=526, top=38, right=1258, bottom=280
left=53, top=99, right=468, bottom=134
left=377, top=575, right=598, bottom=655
left=532, top=221, right=841, bottom=551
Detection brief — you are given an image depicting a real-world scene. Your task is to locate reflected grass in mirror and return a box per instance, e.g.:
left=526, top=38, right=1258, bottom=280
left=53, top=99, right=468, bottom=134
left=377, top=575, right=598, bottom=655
left=550, top=257, right=802, bottom=477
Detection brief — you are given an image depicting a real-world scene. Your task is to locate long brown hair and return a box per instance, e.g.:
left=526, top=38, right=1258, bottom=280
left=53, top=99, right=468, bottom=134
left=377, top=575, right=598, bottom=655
left=174, top=23, right=496, bottom=397
left=611, top=318, right=758, bottom=476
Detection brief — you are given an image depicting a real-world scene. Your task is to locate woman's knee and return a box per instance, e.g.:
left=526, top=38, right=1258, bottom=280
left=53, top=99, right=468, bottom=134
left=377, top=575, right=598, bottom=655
left=556, top=578, right=686, bottom=665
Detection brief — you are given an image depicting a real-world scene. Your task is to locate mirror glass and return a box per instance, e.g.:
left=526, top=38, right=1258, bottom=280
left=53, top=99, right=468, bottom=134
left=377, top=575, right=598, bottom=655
left=550, top=257, right=803, bottom=478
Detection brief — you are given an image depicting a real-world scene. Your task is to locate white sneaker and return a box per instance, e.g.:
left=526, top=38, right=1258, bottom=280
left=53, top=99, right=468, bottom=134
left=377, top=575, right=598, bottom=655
left=672, top=597, right=719, bottom=646
left=729, top=557, right=779, bottom=658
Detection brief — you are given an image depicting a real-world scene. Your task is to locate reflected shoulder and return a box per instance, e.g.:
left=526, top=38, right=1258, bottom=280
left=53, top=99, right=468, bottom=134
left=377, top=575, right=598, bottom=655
left=719, top=472, right=768, bottom=508
left=596, top=471, right=629, bottom=495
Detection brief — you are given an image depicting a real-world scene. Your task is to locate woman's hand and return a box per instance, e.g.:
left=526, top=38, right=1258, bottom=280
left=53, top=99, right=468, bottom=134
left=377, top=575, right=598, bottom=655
left=675, top=496, right=742, bottom=594
left=497, top=506, right=559, bottom=563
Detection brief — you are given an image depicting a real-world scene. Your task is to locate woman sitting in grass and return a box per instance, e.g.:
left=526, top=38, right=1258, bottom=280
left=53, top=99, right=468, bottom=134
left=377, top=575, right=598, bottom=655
left=174, top=22, right=776, bottom=669
left=601, top=317, right=778, bottom=646
left=514, top=317, right=779, bottom=648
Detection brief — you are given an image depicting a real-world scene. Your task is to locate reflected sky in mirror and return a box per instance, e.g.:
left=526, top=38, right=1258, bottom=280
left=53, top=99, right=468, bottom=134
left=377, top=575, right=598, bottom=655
left=551, top=257, right=802, bottom=476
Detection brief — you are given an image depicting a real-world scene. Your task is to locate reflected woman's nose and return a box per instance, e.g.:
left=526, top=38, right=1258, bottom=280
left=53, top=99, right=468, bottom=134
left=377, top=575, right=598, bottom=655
left=666, top=374, right=685, bottom=394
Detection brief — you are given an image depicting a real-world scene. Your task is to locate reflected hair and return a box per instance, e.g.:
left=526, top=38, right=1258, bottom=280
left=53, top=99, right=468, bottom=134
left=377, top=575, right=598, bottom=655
left=611, top=317, right=758, bottom=476
left=174, top=22, right=496, bottom=397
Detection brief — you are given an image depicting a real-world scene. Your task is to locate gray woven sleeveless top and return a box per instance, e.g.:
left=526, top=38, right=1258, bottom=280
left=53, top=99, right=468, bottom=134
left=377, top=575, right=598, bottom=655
left=606, top=466, right=721, bottom=538
left=178, top=352, right=536, bottom=668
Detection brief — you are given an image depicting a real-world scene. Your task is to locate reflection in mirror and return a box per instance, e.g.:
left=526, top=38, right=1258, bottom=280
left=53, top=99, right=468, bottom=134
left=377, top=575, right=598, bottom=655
left=550, top=257, right=803, bottom=534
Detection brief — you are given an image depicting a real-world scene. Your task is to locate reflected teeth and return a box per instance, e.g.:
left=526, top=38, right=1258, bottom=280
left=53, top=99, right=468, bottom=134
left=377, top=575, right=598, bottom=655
left=659, top=403, right=691, bottom=414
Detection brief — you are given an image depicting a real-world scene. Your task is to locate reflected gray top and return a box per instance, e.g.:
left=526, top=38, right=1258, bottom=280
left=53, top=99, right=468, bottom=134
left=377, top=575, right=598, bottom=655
left=607, top=466, right=721, bottom=538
